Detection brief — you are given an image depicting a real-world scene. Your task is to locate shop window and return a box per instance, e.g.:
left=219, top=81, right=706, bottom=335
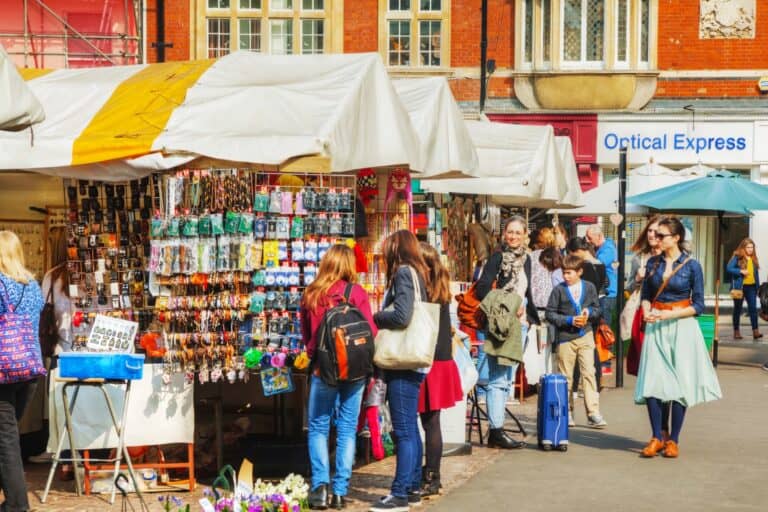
left=519, top=0, right=655, bottom=71
left=270, top=19, right=293, bottom=54
left=200, top=0, right=334, bottom=56
left=239, top=19, right=262, bottom=52
left=382, top=0, right=448, bottom=69
left=207, top=18, right=231, bottom=58
left=301, top=19, right=324, bottom=54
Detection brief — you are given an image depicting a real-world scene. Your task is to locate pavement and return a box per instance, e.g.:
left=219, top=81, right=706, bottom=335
left=15, top=334, right=768, bottom=511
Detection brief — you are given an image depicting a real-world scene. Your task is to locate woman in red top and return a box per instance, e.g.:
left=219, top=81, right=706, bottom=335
left=417, top=243, right=463, bottom=497
left=301, top=244, right=377, bottom=510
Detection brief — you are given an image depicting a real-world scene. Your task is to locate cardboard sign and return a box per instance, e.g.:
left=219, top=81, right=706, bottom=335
left=86, top=314, right=138, bottom=353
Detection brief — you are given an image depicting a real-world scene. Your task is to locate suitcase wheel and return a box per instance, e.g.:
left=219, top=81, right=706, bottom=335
left=540, top=444, right=552, bottom=452
left=558, top=445, right=568, bottom=452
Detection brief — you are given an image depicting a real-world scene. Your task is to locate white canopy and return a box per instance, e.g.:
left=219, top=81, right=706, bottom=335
left=0, top=45, right=44, bottom=131
left=0, top=52, right=425, bottom=176
left=549, top=162, right=707, bottom=215
left=393, top=78, right=478, bottom=178
left=421, top=121, right=583, bottom=208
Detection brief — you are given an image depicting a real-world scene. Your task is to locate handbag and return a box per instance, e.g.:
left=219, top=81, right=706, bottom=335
left=373, top=267, right=440, bottom=370
left=595, top=320, right=616, bottom=363
left=452, top=334, right=478, bottom=395
left=620, top=290, right=641, bottom=341
left=0, top=282, right=46, bottom=384
left=455, top=280, right=494, bottom=329
left=730, top=288, right=744, bottom=300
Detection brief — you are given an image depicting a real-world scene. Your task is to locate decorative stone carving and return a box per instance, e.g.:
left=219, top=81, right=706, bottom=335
left=700, top=0, right=755, bottom=39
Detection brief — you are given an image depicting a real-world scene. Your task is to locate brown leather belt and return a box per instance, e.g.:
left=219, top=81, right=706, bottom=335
left=652, top=299, right=692, bottom=310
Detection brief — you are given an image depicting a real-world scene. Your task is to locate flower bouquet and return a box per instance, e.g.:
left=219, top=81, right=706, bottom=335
left=201, top=472, right=309, bottom=512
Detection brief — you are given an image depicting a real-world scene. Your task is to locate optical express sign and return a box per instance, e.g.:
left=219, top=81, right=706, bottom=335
left=597, top=122, right=755, bottom=165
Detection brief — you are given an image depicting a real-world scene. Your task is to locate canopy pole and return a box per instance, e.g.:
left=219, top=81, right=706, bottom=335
left=616, top=146, right=628, bottom=387
left=713, top=211, right=723, bottom=366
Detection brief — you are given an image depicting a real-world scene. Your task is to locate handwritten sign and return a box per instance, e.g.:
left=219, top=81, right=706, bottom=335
left=86, top=315, right=138, bottom=353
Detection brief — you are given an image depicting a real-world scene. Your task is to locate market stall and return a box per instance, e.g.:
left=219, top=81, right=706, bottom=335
left=2, top=52, right=480, bottom=489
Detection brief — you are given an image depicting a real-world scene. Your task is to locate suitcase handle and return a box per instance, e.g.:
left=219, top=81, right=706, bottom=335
left=550, top=404, right=561, bottom=418
left=125, top=361, right=143, bottom=371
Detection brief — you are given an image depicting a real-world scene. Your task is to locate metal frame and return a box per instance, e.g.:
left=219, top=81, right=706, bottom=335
left=7, top=0, right=144, bottom=68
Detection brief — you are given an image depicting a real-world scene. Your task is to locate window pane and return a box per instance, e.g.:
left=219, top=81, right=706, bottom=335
left=523, top=0, right=533, bottom=62
left=586, top=0, right=604, bottom=61
left=563, top=0, right=581, bottom=61
left=419, top=20, right=440, bottom=66
left=271, top=0, right=292, bottom=9
left=640, top=0, right=650, bottom=62
left=617, top=0, right=627, bottom=61
left=239, top=19, right=262, bottom=52
left=240, top=0, right=261, bottom=8
left=420, top=0, right=440, bottom=11
left=270, top=19, right=293, bottom=54
left=388, top=20, right=410, bottom=66
left=207, top=18, right=231, bottom=58
left=208, top=0, right=230, bottom=7
left=302, top=19, right=324, bottom=54
left=389, top=0, right=410, bottom=11
left=542, top=0, right=551, bottom=61
left=302, top=0, right=323, bottom=9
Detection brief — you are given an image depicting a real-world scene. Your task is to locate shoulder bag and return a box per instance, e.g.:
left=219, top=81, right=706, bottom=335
left=373, top=267, right=440, bottom=370
left=0, top=281, right=47, bottom=384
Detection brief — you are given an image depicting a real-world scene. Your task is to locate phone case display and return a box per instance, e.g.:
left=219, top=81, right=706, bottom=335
left=148, top=169, right=355, bottom=391
left=63, top=177, right=159, bottom=351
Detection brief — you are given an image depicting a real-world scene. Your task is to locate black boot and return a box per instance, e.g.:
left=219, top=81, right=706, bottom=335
left=487, top=428, right=524, bottom=449
left=329, top=494, right=347, bottom=510
left=309, top=484, right=328, bottom=510
left=421, top=469, right=441, bottom=497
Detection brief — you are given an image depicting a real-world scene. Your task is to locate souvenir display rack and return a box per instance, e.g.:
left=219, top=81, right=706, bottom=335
left=146, top=169, right=356, bottom=389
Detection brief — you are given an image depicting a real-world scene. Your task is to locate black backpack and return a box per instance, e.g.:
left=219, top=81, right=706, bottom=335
left=315, top=283, right=375, bottom=386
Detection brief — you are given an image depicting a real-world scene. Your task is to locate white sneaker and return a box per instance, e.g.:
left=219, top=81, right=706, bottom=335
left=28, top=452, right=54, bottom=464
left=568, top=413, right=575, bottom=427
left=588, top=414, right=607, bottom=429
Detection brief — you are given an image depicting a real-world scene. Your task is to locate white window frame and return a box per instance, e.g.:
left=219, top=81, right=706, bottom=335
left=418, top=19, right=441, bottom=67
left=208, top=0, right=231, bottom=9
left=384, top=0, right=446, bottom=69
left=269, top=18, right=294, bottom=54
left=521, top=0, right=533, bottom=67
left=387, top=19, right=412, bottom=67
left=418, top=0, right=441, bottom=13
left=615, top=0, right=630, bottom=68
left=301, top=0, right=324, bottom=11
left=207, top=18, right=231, bottom=58
left=239, top=0, right=262, bottom=10
left=560, top=0, right=605, bottom=69
left=270, top=0, right=293, bottom=12
left=637, top=0, right=651, bottom=69
left=238, top=18, right=262, bottom=52
left=541, top=0, right=552, bottom=68
left=300, top=18, right=324, bottom=54
left=389, top=0, right=411, bottom=12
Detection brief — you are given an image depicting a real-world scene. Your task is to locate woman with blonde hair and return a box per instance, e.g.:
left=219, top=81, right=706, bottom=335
left=726, top=237, right=762, bottom=340
left=301, top=244, right=377, bottom=510
left=0, top=230, right=45, bottom=512
left=416, top=243, right=462, bottom=497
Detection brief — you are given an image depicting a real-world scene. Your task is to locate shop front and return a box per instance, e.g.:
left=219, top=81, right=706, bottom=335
left=597, top=114, right=768, bottom=295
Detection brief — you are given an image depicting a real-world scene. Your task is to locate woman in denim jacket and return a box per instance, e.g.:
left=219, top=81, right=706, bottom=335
left=635, top=217, right=721, bottom=459
left=726, top=238, right=762, bottom=340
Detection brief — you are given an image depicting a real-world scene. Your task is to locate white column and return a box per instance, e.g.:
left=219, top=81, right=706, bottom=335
left=750, top=164, right=768, bottom=283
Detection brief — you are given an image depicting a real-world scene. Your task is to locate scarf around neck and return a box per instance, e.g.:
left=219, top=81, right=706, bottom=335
left=500, top=244, right=527, bottom=292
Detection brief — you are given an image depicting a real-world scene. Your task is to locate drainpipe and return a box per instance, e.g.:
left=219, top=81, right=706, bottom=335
left=479, top=0, right=488, bottom=112
left=152, top=0, right=173, bottom=62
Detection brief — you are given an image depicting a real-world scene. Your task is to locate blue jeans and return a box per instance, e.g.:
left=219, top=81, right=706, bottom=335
left=733, top=284, right=759, bottom=331
left=486, top=325, right=526, bottom=429
left=475, top=331, right=489, bottom=400
left=308, top=375, right=366, bottom=496
left=385, top=370, right=425, bottom=498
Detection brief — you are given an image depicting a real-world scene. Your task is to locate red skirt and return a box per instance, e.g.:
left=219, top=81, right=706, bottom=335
left=418, top=359, right=463, bottom=413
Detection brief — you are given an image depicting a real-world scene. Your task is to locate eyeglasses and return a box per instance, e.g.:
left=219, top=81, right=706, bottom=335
left=655, top=232, right=674, bottom=239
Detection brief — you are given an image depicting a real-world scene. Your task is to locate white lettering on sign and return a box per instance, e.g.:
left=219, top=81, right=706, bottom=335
left=597, top=121, right=754, bottom=165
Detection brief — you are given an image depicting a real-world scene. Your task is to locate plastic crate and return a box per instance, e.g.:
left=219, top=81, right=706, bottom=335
left=59, top=353, right=145, bottom=380
left=697, top=314, right=715, bottom=351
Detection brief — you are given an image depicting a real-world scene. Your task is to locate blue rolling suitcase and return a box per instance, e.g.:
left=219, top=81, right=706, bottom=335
left=537, top=374, right=569, bottom=451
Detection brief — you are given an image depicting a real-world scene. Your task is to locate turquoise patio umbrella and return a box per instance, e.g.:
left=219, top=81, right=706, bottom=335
left=627, top=170, right=768, bottom=365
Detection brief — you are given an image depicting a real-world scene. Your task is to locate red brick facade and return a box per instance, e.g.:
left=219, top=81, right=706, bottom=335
left=145, top=0, right=191, bottom=64
left=343, top=0, right=378, bottom=53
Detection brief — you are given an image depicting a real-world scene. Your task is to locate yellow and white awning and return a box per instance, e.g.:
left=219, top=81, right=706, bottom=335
left=1, top=52, right=436, bottom=177
left=1, top=45, right=45, bottom=131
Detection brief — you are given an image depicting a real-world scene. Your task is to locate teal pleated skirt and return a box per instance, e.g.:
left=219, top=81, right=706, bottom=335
left=634, top=316, right=722, bottom=408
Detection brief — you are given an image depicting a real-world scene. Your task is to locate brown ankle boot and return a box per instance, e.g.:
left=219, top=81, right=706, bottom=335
left=753, top=329, right=763, bottom=339
left=734, top=330, right=743, bottom=340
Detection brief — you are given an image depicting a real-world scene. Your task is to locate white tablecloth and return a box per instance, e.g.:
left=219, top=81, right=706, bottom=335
left=48, top=364, right=194, bottom=451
